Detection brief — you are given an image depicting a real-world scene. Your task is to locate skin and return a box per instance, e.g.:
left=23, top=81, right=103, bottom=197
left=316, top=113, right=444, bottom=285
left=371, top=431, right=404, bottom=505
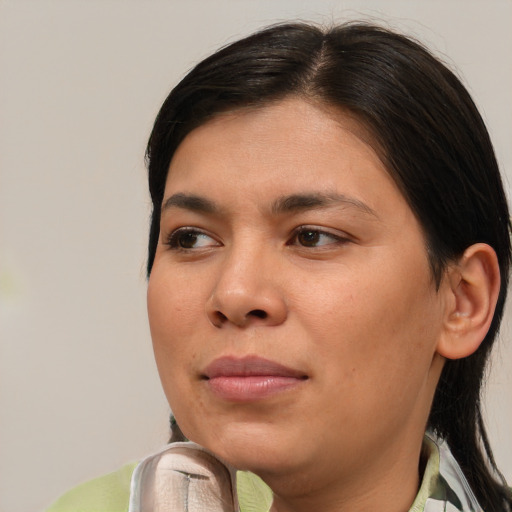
left=147, top=97, right=460, bottom=512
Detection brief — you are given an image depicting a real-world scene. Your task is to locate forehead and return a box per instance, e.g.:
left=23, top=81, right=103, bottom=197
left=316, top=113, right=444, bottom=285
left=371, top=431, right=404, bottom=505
left=166, top=97, right=394, bottom=199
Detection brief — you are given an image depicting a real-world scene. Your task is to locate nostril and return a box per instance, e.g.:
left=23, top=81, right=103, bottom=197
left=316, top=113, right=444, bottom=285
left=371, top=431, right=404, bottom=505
left=214, top=311, right=228, bottom=324
left=211, top=308, right=269, bottom=327
left=249, top=309, right=268, bottom=319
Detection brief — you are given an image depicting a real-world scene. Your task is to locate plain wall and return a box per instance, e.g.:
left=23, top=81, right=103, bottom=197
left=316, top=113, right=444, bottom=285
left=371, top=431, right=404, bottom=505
left=1, top=1, right=511, bottom=510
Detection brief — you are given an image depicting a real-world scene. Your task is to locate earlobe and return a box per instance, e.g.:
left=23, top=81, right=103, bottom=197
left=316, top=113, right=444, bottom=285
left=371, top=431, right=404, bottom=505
left=436, top=243, right=500, bottom=360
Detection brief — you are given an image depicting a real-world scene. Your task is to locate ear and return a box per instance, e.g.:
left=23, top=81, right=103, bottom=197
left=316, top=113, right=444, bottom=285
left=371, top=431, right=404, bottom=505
left=436, top=243, right=501, bottom=360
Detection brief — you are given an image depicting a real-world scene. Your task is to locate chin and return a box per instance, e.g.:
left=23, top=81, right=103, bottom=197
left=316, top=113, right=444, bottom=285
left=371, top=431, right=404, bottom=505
left=220, top=447, right=293, bottom=476
left=194, top=422, right=300, bottom=474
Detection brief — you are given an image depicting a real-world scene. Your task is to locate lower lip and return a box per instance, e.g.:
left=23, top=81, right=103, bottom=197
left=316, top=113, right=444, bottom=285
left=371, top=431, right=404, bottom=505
left=206, top=375, right=304, bottom=402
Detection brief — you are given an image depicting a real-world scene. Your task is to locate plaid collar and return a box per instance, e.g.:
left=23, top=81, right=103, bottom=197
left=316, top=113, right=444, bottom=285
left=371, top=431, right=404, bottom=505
left=410, top=433, right=482, bottom=512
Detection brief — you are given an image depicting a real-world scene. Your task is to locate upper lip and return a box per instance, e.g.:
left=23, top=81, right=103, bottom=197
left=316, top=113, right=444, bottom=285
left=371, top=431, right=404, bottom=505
left=202, top=356, right=307, bottom=379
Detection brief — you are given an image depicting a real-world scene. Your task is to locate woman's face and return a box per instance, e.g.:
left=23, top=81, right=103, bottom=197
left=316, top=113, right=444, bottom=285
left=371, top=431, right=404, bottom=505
left=147, top=98, right=447, bottom=489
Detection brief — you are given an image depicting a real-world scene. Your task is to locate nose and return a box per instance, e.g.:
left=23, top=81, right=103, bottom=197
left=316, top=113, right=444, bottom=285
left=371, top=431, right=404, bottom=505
left=205, top=248, right=288, bottom=328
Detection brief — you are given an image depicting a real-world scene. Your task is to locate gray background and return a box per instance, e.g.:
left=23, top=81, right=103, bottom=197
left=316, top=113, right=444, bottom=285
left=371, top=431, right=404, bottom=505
left=1, top=1, right=511, bottom=510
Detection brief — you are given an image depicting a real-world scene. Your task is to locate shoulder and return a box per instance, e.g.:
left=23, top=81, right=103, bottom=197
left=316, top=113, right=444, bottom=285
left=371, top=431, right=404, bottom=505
left=44, top=455, right=272, bottom=512
left=45, top=462, right=137, bottom=512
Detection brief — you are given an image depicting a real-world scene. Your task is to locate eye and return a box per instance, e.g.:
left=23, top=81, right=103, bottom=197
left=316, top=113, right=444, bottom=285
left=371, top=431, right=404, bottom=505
left=290, top=226, right=348, bottom=248
left=165, top=228, right=219, bottom=250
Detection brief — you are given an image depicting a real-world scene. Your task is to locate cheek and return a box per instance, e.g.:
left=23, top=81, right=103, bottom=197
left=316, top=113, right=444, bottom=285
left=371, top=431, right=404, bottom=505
left=147, top=271, right=212, bottom=441
left=147, top=268, right=202, bottom=393
left=298, top=256, right=440, bottom=384
left=147, top=260, right=210, bottom=342
left=296, top=276, right=440, bottom=449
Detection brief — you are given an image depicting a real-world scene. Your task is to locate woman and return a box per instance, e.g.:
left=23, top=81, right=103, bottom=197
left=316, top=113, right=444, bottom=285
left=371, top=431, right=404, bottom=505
left=47, top=22, right=512, bottom=512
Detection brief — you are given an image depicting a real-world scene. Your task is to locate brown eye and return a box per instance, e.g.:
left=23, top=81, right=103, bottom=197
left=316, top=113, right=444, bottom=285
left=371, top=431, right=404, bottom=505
left=290, top=227, right=348, bottom=248
left=166, top=228, right=219, bottom=250
left=177, top=231, right=201, bottom=249
left=297, top=230, right=321, bottom=247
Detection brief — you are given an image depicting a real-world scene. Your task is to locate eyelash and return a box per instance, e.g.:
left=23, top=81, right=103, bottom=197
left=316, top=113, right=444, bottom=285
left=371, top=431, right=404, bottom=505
left=165, top=227, right=219, bottom=251
left=288, top=226, right=350, bottom=248
left=165, top=225, right=350, bottom=252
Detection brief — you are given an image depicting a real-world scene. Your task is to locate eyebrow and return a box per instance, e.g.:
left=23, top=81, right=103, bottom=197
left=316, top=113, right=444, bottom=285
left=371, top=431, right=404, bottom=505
left=271, top=193, right=378, bottom=218
left=161, top=191, right=378, bottom=219
left=161, top=193, right=219, bottom=214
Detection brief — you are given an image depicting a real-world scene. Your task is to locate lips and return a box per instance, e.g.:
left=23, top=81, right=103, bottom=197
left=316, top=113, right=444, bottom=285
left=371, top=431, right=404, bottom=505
left=202, top=356, right=308, bottom=402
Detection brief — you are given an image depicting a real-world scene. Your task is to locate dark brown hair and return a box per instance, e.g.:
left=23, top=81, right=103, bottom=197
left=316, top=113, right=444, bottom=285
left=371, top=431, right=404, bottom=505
left=146, top=22, right=511, bottom=510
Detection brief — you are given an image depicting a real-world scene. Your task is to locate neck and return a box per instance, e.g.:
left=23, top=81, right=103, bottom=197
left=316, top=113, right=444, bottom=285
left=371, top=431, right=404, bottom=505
left=267, top=432, right=424, bottom=512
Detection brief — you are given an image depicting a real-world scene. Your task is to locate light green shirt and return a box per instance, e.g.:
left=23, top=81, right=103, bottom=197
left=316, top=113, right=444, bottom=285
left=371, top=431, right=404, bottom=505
left=46, top=434, right=482, bottom=512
